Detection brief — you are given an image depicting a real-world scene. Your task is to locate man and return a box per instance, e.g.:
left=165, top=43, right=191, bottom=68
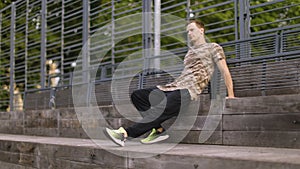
left=104, top=20, right=235, bottom=146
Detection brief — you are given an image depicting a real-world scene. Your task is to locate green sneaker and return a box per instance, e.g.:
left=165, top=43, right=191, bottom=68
left=104, top=127, right=127, bottom=147
left=141, top=128, right=169, bottom=144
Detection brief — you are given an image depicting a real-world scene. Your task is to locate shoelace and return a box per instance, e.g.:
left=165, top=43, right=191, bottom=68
left=119, top=133, right=126, bottom=142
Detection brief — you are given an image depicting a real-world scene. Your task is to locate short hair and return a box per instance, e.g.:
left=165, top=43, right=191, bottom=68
left=188, top=20, right=205, bottom=31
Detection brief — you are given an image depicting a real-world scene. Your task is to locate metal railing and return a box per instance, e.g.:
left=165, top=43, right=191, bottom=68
left=0, top=0, right=299, bottom=111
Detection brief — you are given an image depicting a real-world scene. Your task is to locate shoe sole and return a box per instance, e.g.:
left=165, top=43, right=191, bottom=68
left=103, top=128, right=125, bottom=147
left=141, top=135, right=169, bottom=144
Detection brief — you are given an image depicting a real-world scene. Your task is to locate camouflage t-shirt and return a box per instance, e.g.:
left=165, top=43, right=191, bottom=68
left=157, top=43, right=225, bottom=100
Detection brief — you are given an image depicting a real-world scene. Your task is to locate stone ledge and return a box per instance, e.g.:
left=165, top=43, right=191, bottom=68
left=1, top=94, right=300, bottom=148
left=0, top=134, right=300, bottom=169
left=225, top=94, right=300, bottom=114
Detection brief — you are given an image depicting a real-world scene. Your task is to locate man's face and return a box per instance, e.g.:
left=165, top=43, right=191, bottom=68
left=186, top=22, right=204, bottom=43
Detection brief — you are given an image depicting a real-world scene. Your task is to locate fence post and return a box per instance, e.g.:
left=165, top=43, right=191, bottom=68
left=234, top=0, right=239, bottom=41
left=9, top=2, right=16, bottom=111
left=0, top=13, right=2, bottom=56
left=82, top=0, right=90, bottom=106
left=239, top=0, right=250, bottom=58
left=154, top=0, right=161, bottom=71
left=239, top=0, right=251, bottom=39
left=141, top=0, right=153, bottom=89
left=82, top=0, right=90, bottom=83
left=186, top=0, right=190, bottom=19
left=41, top=0, right=47, bottom=88
left=277, top=31, right=284, bottom=55
left=234, top=0, right=240, bottom=61
left=186, top=0, right=191, bottom=48
left=61, top=0, right=65, bottom=82
left=25, top=0, right=29, bottom=91
left=111, top=0, right=115, bottom=73
left=239, top=0, right=246, bottom=39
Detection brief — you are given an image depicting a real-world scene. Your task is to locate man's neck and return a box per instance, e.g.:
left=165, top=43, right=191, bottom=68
left=192, top=37, right=206, bottom=47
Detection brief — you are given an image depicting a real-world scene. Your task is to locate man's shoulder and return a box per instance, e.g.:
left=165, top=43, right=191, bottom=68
left=207, top=42, right=222, bottom=48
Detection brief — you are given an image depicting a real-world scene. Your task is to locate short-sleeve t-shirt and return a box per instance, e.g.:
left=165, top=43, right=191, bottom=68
left=157, top=42, right=226, bottom=99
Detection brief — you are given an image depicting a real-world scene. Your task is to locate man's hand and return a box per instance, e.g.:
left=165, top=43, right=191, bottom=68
left=189, top=89, right=199, bottom=101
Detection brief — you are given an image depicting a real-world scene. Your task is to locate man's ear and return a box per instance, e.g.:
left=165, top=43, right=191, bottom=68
left=200, top=28, right=205, bottom=34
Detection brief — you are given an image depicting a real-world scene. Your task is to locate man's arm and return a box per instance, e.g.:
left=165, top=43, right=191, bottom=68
left=216, top=59, right=235, bottom=98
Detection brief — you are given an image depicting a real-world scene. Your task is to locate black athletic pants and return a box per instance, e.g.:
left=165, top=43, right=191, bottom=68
left=125, top=87, right=191, bottom=138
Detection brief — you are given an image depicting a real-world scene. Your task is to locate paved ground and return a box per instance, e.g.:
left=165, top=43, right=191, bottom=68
left=1, top=133, right=300, bottom=165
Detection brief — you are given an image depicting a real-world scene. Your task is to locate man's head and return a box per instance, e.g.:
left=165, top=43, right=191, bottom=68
left=188, top=20, right=205, bottom=31
left=186, top=20, right=205, bottom=43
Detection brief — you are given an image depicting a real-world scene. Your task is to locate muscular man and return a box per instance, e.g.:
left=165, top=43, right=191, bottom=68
left=104, top=20, right=235, bottom=146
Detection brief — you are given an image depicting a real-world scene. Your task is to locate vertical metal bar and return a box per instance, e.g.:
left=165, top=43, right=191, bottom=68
left=261, top=60, right=266, bottom=96
left=239, top=0, right=251, bottom=39
left=82, top=0, right=90, bottom=83
left=111, top=0, right=115, bottom=74
left=23, top=0, right=29, bottom=109
left=186, top=0, right=190, bottom=20
left=244, top=0, right=250, bottom=38
left=234, top=0, right=240, bottom=60
left=0, top=13, right=2, bottom=57
left=141, top=0, right=152, bottom=89
left=138, top=72, right=143, bottom=91
left=186, top=0, right=191, bottom=47
left=41, top=0, right=47, bottom=88
left=239, top=0, right=245, bottom=40
left=101, top=66, right=107, bottom=80
left=142, top=0, right=152, bottom=57
left=25, top=0, right=29, bottom=91
left=82, top=0, right=90, bottom=106
left=61, top=0, right=65, bottom=83
left=10, top=2, right=16, bottom=111
left=239, top=0, right=250, bottom=59
left=279, top=31, right=283, bottom=54
left=275, top=32, right=280, bottom=54
left=234, top=0, right=239, bottom=41
left=154, top=0, right=161, bottom=71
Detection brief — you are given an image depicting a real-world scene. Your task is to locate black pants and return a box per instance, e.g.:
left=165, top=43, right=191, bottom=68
left=125, top=87, right=191, bottom=138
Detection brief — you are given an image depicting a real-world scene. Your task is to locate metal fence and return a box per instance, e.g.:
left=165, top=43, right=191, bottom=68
left=0, top=0, right=299, bottom=111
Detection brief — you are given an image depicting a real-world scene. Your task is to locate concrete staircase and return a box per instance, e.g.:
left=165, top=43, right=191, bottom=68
left=0, top=134, right=300, bottom=169
left=0, top=88, right=299, bottom=168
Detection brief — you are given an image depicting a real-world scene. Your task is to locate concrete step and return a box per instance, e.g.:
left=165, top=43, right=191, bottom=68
left=1, top=94, right=300, bottom=148
left=223, top=94, right=300, bottom=148
left=0, top=133, right=299, bottom=169
left=225, top=94, right=300, bottom=114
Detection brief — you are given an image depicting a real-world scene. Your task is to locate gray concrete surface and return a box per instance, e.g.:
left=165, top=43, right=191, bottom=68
left=0, top=133, right=299, bottom=169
